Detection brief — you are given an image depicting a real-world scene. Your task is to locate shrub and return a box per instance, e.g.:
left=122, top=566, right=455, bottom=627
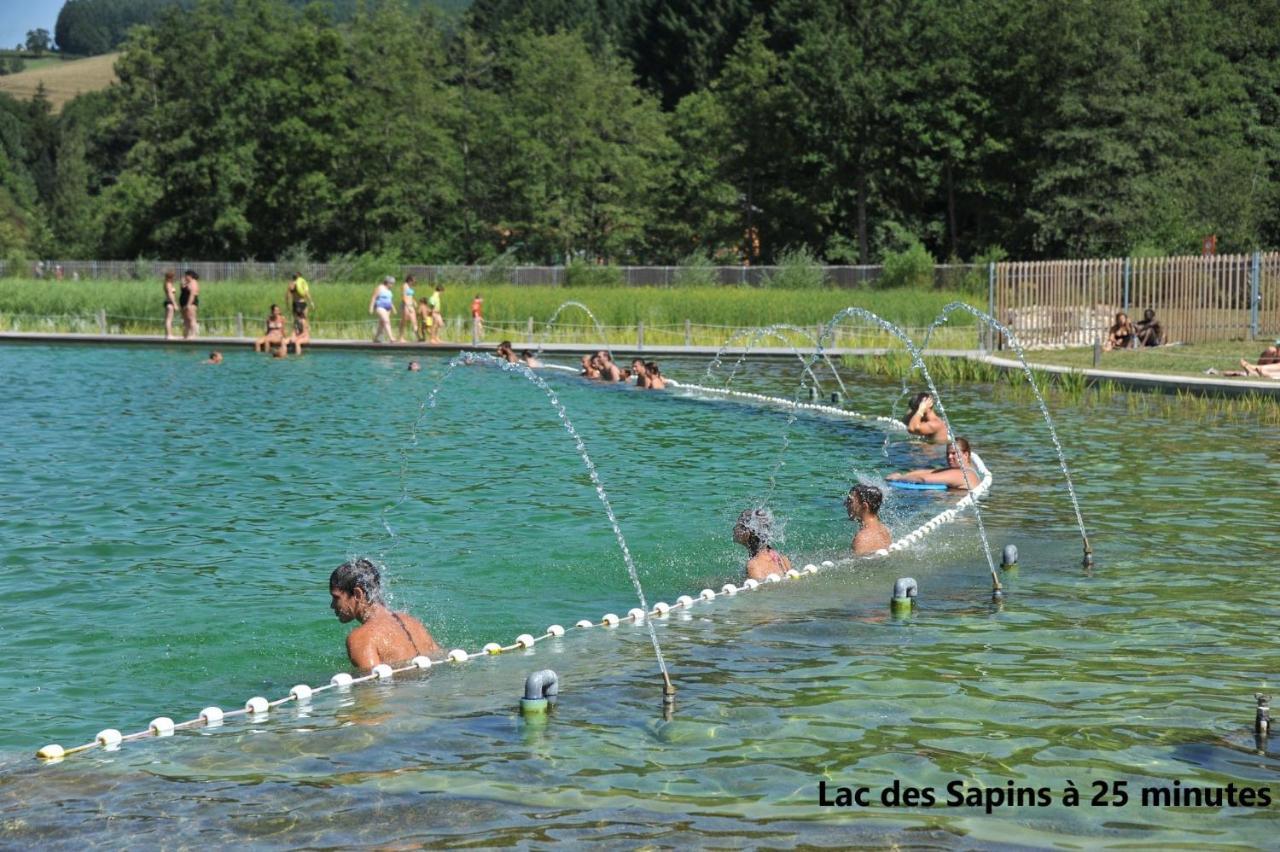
left=564, top=258, right=624, bottom=287
left=878, top=239, right=934, bottom=289
left=765, top=246, right=825, bottom=289
left=959, top=245, right=1008, bottom=294
left=673, top=249, right=719, bottom=287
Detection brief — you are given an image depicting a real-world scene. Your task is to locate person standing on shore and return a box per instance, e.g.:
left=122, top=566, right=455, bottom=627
left=162, top=270, right=177, bottom=339
left=370, top=275, right=397, bottom=343
left=471, top=293, right=484, bottom=342
left=400, top=275, right=421, bottom=342
left=428, top=285, right=444, bottom=344
left=179, top=270, right=200, bottom=339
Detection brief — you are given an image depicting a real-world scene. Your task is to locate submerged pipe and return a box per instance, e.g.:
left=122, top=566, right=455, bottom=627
left=520, top=669, right=560, bottom=716
left=890, top=577, right=918, bottom=614
left=1001, top=544, right=1019, bottom=570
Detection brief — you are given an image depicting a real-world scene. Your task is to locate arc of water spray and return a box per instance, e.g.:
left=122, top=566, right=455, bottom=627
left=705, top=325, right=849, bottom=398
left=769, top=307, right=1002, bottom=593
left=535, top=301, right=613, bottom=360
left=913, top=301, right=1091, bottom=565
left=380, top=353, right=672, bottom=691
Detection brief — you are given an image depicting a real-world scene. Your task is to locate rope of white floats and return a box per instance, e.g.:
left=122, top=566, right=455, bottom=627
left=36, top=366, right=991, bottom=763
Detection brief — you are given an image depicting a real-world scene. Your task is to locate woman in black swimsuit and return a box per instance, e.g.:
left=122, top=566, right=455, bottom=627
left=179, top=269, right=201, bottom=339
left=162, top=270, right=177, bottom=340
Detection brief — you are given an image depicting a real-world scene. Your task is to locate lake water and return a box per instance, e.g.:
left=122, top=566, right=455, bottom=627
left=1, top=343, right=1277, bottom=847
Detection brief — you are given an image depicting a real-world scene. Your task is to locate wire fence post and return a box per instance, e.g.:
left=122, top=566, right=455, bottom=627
left=97, top=309, right=107, bottom=334
left=526, top=316, right=534, bottom=343
left=637, top=320, right=644, bottom=351
left=1250, top=250, right=1262, bottom=340
left=985, top=261, right=996, bottom=351
left=235, top=313, right=244, bottom=338
left=1122, top=257, right=1131, bottom=313
left=684, top=319, right=691, bottom=346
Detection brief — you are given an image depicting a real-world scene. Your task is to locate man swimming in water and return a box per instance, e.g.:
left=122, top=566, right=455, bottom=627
left=846, top=483, right=891, bottom=555
left=887, top=437, right=979, bottom=490
left=329, top=558, right=442, bottom=668
left=733, top=507, right=792, bottom=581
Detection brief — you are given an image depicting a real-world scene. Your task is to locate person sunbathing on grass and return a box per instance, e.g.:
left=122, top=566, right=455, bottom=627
left=1211, top=345, right=1280, bottom=377
left=329, top=558, right=442, bottom=669
left=887, top=437, right=979, bottom=490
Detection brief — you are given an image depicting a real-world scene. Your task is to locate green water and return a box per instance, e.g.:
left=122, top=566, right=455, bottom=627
left=1, top=343, right=1277, bottom=847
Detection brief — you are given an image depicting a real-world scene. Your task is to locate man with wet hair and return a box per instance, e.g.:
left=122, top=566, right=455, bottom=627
left=329, top=558, right=442, bottom=669
left=846, top=484, right=891, bottom=555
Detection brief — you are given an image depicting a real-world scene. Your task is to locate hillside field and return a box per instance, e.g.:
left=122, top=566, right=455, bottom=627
left=0, top=53, right=118, bottom=110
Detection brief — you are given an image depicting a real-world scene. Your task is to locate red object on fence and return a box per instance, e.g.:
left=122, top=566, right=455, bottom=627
left=1202, top=235, right=1217, bottom=256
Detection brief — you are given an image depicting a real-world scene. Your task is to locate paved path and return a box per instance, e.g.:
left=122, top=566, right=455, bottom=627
left=4, top=331, right=1277, bottom=397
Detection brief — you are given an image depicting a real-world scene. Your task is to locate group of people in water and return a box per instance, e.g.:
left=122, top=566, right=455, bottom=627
left=328, top=380, right=980, bottom=669
left=574, top=349, right=668, bottom=389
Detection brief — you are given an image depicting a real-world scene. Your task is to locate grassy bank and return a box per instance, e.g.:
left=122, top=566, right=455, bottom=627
left=844, top=351, right=1280, bottom=425
left=0, top=279, right=981, bottom=348
left=1013, top=341, right=1277, bottom=377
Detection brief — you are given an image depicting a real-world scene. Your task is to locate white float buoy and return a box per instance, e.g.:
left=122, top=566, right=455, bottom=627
left=602, top=613, right=620, bottom=626
left=875, top=548, right=889, bottom=557
left=447, top=649, right=469, bottom=663
left=743, top=579, right=760, bottom=590
left=290, top=684, right=312, bottom=702
left=820, top=560, right=834, bottom=568
left=372, top=664, right=394, bottom=679
left=627, top=607, right=646, bottom=622
left=411, top=655, right=433, bottom=669
left=149, top=717, right=175, bottom=737
left=547, top=624, right=566, bottom=637
left=699, top=588, right=716, bottom=600
left=481, top=642, right=502, bottom=655
left=721, top=583, right=738, bottom=596
left=515, top=634, right=536, bottom=649
left=96, top=729, right=122, bottom=749
left=574, top=619, right=593, bottom=629
left=765, top=573, right=781, bottom=583
left=653, top=602, right=671, bottom=616
left=330, top=673, right=354, bottom=688
left=37, top=744, right=64, bottom=761
left=676, top=595, right=694, bottom=608
left=200, top=706, right=224, bottom=724
left=245, top=696, right=269, bottom=714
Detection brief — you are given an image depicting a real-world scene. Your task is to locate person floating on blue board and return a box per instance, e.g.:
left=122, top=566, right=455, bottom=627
left=846, top=484, right=892, bottom=555
left=329, top=559, right=442, bottom=669
left=887, top=437, right=978, bottom=490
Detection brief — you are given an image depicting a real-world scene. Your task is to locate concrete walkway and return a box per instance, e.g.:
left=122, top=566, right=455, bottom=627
left=4, top=330, right=1277, bottom=397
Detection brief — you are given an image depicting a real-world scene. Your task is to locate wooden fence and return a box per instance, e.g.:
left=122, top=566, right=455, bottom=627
left=991, top=253, right=1280, bottom=349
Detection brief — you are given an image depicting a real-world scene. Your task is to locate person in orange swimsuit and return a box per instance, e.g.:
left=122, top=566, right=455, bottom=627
left=733, top=507, right=792, bottom=581
left=329, top=559, right=443, bottom=669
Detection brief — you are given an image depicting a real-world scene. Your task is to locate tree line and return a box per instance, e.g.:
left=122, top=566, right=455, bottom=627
left=3, top=0, right=1279, bottom=267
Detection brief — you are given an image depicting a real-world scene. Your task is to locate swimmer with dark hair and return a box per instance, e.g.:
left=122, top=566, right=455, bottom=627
left=204, top=351, right=223, bottom=364
left=580, top=354, right=600, bottom=378
left=887, top=437, right=978, bottom=490
left=520, top=350, right=543, bottom=368
left=733, top=507, right=792, bottom=581
left=904, top=392, right=947, bottom=442
left=645, top=361, right=667, bottom=390
left=846, top=484, right=891, bottom=555
left=631, top=358, right=649, bottom=387
left=407, top=360, right=421, bottom=372
left=329, top=558, right=442, bottom=668
left=495, top=340, right=518, bottom=363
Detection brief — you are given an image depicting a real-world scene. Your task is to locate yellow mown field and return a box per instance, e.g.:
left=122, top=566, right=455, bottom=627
left=0, top=53, right=119, bottom=111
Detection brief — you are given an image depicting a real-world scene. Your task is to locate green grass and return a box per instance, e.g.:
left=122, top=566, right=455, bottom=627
left=0, top=278, right=981, bottom=347
left=1015, top=341, right=1277, bottom=377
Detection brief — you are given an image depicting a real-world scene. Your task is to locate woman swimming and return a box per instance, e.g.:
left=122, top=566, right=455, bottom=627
left=254, top=304, right=286, bottom=353
left=734, top=507, right=792, bottom=581
left=645, top=361, right=667, bottom=390
left=496, top=340, right=519, bottom=363
left=904, top=392, right=947, bottom=442
left=369, top=276, right=397, bottom=343
left=400, top=275, right=420, bottom=343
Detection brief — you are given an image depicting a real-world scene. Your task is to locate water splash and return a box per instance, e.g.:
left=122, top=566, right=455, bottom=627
left=775, top=307, right=1001, bottom=590
left=537, top=301, right=612, bottom=359
left=381, top=353, right=670, bottom=679
left=705, top=324, right=849, bottom=399
left=916, top=301, right=1091, bottom=560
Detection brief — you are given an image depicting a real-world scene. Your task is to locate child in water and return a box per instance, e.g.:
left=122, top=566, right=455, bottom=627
left=733, top=507, right=792, bottom=581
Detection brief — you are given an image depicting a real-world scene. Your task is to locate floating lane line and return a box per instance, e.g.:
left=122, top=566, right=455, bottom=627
left=35, top=367, right=991, bottom=763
